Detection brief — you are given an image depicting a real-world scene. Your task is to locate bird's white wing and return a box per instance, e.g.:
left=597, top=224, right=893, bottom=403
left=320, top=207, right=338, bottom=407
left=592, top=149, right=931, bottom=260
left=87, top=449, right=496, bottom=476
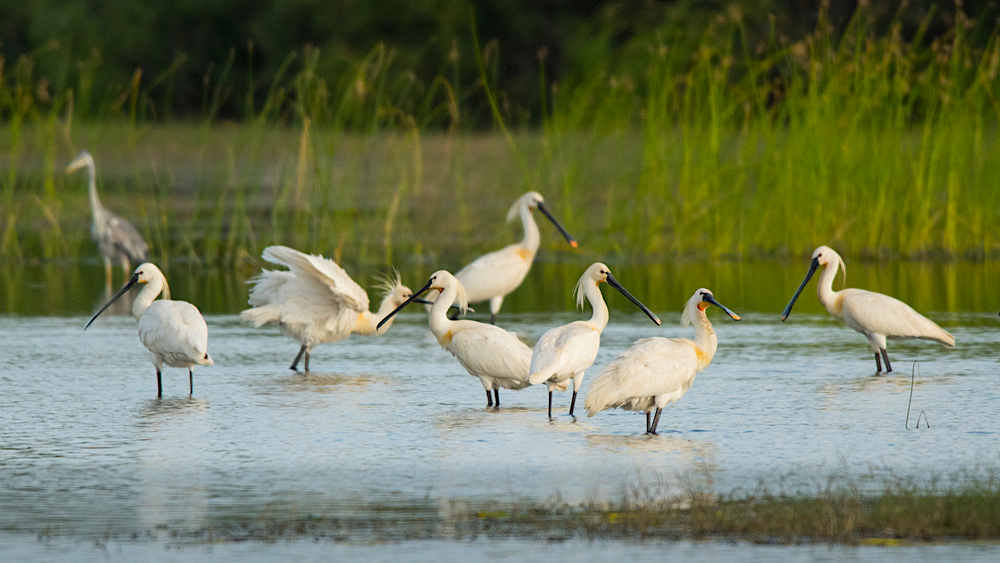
left=529, top=322, right=601, bottom=384
left=103, top=212, right=149, bottom=262
left=454, top=245, right=532, bottom=304
left=262, top=245, right=369, bottom=311
left=840, top=289, right=954, bottom=346
left=584, top=337, right=698, bottom=415
left=139, top=301, right=212, bottom=365
left=447, top=324, right=533, bottom=386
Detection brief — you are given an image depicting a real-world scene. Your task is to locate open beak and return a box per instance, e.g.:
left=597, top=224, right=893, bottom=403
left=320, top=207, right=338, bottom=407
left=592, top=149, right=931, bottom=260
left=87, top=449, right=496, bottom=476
left=412, top=296, right=470, bottom=313
left=781, top=257, right=819, bottom=321
left=85, top=273, right=139, bottom=330
left=605, top=272, right=660, bottom=326
left=703, top=294, right=741, bottom=321
left=536, top=202, right=578, bottom=248
left=377, top=278, right=434, bottom=331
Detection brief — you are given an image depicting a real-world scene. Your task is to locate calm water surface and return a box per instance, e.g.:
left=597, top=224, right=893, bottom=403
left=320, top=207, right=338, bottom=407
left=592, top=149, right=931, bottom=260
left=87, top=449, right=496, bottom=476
left=1, top=261, right=998, bottom=558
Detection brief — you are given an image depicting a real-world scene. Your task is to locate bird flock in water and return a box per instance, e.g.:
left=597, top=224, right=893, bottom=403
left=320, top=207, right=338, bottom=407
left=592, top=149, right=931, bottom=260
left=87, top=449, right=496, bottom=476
left=72, top=150, right=956, bottom=435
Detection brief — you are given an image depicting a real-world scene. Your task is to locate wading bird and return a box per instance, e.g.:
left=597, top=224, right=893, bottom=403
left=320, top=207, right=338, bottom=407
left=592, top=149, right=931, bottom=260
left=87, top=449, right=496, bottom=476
left=585, top=289, right=741, bottom=434
left=441, top=191, right=577, bottom=324
left=781, top=246, right=954, bottom=373
left=86, top=263, right=212, bottom=396
left=242, top=245, right=451, bottom=373
left=66, top=151, right=149, bottom=288
left=379, top=270, right=536, bottom=407
left=529, top=263, right=661, bottom=418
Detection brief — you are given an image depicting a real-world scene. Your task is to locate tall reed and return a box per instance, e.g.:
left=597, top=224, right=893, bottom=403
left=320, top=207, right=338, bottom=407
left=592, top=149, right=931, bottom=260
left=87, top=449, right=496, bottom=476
left=1, top=6, right=998, bottom=267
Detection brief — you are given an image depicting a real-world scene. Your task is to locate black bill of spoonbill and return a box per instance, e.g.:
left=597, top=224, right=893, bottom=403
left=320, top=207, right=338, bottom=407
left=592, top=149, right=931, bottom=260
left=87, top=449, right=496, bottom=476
left=378, top=270, right=535, bottom=408
left=528, top=263, right=661, bottom=418
left=584, top=289, right=741, bottom=434
left=241, top=245, right=456, bottom=373
left=780, top=245, right=954, bottom=373
left=85, top=263, right=212, bottom=396
left=429, top=191, right=577, bottom=324
left=66, top=150, right=149, bottom=288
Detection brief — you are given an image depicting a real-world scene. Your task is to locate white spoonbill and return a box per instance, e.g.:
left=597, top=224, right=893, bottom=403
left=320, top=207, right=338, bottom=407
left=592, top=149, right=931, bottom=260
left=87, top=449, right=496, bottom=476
left=781, top=245, right=954, bottom=372
left=85, top=263, right=213, bottom=396
left=584, top=289, right=741, bottom=434
left=443, top=191, right=577, bottom=324
left=66, top=150, right=149, bottom=288
left=529, top=263, right=661, bottom=418
left=379, top=270, right=536, bottom=407
left=242, top=245, right=446, bottom=373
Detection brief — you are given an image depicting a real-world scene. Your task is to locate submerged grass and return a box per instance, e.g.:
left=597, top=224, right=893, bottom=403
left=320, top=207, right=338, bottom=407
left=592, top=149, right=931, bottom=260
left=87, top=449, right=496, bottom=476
left=28, top=471, right=1000, bottom=545
left=2, top=7, right=999, bottom=265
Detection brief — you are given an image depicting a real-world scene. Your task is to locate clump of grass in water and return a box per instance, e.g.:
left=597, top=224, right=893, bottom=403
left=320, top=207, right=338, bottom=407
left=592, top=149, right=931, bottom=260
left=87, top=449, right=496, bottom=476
left=91, top=469, right=1000, bottom=545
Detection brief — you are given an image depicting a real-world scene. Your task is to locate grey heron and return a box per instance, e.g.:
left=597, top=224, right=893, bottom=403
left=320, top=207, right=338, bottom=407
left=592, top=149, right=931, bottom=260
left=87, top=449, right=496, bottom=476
left=66, top=150, right=149, bottom=288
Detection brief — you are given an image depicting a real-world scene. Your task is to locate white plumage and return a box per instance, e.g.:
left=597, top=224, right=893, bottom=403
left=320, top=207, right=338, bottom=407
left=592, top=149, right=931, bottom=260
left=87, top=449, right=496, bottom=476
left=434, top=191, right=577, bottom=324
left=241, top=245, right=415, bottom=372
left=379, top=270, right=535, bottom=407
left=66, top=150, right=149, bottom=288
left=529, top=262, right=661, bottom=417
left=781, top=245, right=955, bottom=372
left=585, top=289, right=741, bottom=434
left=86, top=263, right=213, bottom=396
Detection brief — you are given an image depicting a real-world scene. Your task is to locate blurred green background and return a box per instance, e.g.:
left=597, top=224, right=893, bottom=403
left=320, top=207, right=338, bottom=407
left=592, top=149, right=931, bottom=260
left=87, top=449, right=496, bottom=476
left=2, top=0, right=999, bottom=270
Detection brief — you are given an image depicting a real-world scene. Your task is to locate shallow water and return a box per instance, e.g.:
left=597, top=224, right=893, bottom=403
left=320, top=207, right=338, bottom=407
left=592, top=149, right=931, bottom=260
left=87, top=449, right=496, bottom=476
left=2, top=536, right=1000, bottom=563
left=1, top=262, right=999, bottom=554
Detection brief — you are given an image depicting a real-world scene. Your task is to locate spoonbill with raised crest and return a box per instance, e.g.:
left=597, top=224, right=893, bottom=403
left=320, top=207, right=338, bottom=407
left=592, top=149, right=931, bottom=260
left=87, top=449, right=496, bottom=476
left=242, top=245, right=448, bottom=373
left=66, top=150, right=149, bottom=288
left=379, top=270, right=536, bottom=407
left=585, top=289, right=741, bottom=434
left=781, top=245, right=954, bottom=372
left=528, top=263, right=661, bottom=418
left=85, top=263, right=213, bottom=396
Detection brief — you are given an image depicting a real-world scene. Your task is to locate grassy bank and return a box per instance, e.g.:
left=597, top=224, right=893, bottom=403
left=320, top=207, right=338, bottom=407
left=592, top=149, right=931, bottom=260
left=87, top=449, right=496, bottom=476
left=2, top=8, right=999, bottom=264
left=25, top=473, right=1000, bottom=545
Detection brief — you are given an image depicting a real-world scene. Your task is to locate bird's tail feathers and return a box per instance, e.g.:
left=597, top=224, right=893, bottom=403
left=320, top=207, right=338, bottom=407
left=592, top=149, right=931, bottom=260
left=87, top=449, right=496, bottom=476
left=929, top=328, right=956, bottom=348
left=529, top=367, right=557, bottom=386
left=241, top=305, right=280, bottom=327
left=199, top=353, right=214, bottom=366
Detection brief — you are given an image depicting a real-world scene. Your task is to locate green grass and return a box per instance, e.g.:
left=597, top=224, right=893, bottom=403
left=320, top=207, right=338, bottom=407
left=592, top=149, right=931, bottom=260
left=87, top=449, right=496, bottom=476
left=31, top=470, right=1000, bottom=545
left=2, top=8, right=999, bottom=265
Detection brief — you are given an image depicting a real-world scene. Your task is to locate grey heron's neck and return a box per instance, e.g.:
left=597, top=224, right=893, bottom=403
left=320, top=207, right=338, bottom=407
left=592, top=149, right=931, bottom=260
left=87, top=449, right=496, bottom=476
left=816, top=262, right=842, bottom=318
left=518, top=204, right=540, bottom=253
left=86, top=161, right=103, bottom=216
left=583, top=282, right=610, bottom=332
left=132, top=277, right=165, bottom=320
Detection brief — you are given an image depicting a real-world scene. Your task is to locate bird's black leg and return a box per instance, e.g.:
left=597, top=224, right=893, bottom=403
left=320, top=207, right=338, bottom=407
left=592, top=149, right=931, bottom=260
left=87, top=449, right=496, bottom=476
left=290, top=344, right=307, bottom=371
left=875, top=352, right=883, bottom=373
left=548, top=392, right=553, bottom=418
left=157, top=371, right=162, bottom=397
left=493, top=389, right=500, bottom=407
left=646, top=412, right=651, bottom=433
left=486, top=390, right=494, bottom=408
left=490, top=313, right=497, bottom=325
left=648, top=408, right=663, bottom=435
left=189, top=370, right=193, bottom=395
left=881, top=349, right=893, bottom=373
left=569, top=391, right=578, bottom=416
left=304, top=351, right=311, bottom=373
